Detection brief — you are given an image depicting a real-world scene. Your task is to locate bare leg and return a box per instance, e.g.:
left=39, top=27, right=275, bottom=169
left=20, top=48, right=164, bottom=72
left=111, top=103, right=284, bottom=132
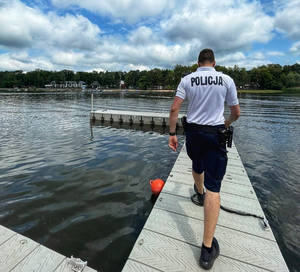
left=192, top=169, right=204, bottom=194
left=203, top=189, right=220, bottom=247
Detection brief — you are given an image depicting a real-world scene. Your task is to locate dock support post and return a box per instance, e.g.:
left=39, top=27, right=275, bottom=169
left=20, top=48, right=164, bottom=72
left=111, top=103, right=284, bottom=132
left=91, top=94, right=94, bottom=111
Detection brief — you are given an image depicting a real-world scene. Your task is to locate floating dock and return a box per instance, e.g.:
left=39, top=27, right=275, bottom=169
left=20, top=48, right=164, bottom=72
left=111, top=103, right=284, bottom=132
left=90, top=109, right=185, bottom=128
left=122, top=143, right=289, bottom=271
left=0, top=225, right=96, bottom=272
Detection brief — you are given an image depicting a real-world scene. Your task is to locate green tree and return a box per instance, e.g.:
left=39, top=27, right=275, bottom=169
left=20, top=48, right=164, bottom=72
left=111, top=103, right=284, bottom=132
left=125, top=70, right=140, bottom=88
left=148, top=68, right=163, bottom=89
left=286, top=72, right=300, bottom=87
left=291, top=63, right=300, bottom=74
left=137, top=70, right=149, bottom=90
left=173, top=65, right=191, bottom=86
left=1, top=71, right=18, bottom=87
left=191, top=63, right=198, bottom=72
left=165, top=69, right=175, bottom=90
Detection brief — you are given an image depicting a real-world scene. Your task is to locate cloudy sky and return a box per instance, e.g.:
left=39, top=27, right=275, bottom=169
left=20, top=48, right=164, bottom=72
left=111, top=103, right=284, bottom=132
left=0, top=0, right=299, bottom=72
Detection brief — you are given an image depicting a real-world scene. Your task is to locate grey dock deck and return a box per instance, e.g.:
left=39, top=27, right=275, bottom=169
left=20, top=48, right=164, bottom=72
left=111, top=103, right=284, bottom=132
left=0, top=225, right=96, bottom=272
left=122, top=143, right=289, bottom=272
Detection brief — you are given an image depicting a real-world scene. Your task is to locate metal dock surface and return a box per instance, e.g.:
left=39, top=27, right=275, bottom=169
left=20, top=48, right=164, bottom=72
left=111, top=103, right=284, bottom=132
left=0, top=225, right=96, bottom=272
left=122, top=143, right=289, bottom=272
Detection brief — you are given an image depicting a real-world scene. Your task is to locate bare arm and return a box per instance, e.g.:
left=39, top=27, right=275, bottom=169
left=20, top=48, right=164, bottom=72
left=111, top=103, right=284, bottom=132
left=225, top=104, right=240, bottom=128
left=169, top=96, right=184, bottom=151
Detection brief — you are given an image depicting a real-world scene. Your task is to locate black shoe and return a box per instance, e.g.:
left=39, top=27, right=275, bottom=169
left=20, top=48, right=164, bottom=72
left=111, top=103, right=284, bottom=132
left=191, top=183, right=205, bottom=206
left=199, top=237, right=220, bottom=270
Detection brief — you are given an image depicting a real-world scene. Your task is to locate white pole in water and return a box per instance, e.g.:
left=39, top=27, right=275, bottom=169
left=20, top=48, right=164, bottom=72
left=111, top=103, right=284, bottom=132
left=91, top=93, right=94, bottom=111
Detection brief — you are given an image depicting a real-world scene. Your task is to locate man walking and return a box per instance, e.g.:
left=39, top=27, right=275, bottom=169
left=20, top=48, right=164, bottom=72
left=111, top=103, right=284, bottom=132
left=168, top=49, right=240, bottom=270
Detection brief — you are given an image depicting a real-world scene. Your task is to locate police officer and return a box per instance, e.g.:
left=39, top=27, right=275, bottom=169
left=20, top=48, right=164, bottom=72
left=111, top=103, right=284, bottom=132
left=169, top=49, right=240, bottom=270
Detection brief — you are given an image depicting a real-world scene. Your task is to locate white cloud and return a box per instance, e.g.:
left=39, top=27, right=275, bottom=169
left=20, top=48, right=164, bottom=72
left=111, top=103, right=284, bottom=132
left=51, top=0, right=180, bottom=24
left=0, top=0, right=46, bottom=48
left=290, top=42, right=300, bottom=55
left=274, top=0, right=300, bottom=40
left=0, top=0, right=101, bottom=51
left=161, top=0, right=274, bottom=54
left=0, top=0, right=298, bottom=72
left=267, top=51, right=285, bottom=57
left=218, top=52, right=272, bottom=70
left=51, top=51, right=85, bottom=66
left=250, top=52, right=265, bottom=60
left=0, top=52, right=55, bottom=71
left=128, top=26, right=156, bottom=45
left=46, top=13, right=101, bottom=51
left=217, top=52, right=246, bottom=66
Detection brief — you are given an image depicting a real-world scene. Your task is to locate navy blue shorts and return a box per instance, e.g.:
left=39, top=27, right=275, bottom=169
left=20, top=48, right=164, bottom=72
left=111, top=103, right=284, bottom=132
left=185, top=129, right=228, bottom=193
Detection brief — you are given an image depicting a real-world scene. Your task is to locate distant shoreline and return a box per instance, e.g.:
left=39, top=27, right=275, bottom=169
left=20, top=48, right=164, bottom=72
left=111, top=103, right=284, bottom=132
left=0, top=88, right=174, bottom=93
left=0, top=88, right=299, bottom=94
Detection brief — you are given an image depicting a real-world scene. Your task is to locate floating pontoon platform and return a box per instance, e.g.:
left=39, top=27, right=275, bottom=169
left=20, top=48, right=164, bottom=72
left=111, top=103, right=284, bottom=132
left=122, top=144, right=289, bottom=272
left=90, top=109, right=185, bottom=127
left=0, top=225, right=97, bottom=272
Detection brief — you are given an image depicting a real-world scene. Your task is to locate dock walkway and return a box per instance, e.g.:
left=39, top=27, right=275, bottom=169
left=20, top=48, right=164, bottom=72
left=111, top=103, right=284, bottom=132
left=90, top=109, right=185, bottom=127
left=122, top=143, right=289, bottom=271
left=0, top=225, right=96, bottom=272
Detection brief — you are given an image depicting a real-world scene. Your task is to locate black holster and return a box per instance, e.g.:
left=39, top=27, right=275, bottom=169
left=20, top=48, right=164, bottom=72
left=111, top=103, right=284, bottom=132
left=218, top=126, right=234, bottom=148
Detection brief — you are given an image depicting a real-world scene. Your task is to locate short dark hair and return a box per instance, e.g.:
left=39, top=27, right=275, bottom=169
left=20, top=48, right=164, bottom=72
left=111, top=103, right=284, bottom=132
left=198, top=49, right=215, bottom=63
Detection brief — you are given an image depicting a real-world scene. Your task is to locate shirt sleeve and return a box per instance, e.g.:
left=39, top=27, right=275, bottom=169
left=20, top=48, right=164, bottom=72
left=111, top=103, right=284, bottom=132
left=175, top=78, right=187, bottom=100
left=225, top=77, right=239, bottom=106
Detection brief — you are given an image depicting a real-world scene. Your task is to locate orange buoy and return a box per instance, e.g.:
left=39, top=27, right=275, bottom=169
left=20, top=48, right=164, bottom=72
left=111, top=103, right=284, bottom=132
left=149, top=179, right=165, bottom=196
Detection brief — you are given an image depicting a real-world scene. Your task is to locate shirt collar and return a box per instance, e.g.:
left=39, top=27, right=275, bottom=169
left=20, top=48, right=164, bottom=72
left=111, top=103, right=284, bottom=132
left=197, top=67, right=216, bottom=71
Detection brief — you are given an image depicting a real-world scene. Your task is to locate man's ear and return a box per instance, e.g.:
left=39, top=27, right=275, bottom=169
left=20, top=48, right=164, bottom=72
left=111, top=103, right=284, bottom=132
left=212, top=61, right=216, bottom=67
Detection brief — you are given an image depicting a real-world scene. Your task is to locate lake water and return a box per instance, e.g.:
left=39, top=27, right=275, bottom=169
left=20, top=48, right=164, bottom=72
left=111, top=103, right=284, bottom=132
left=0, top=91, right=299, bottom=272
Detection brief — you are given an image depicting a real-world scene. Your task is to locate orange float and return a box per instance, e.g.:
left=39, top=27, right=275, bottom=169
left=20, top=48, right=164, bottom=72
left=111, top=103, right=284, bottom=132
left=149, top=179, right=165, bottom=196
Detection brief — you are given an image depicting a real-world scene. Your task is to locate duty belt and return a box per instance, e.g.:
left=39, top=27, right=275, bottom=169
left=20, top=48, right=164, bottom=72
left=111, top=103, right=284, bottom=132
left=183, top=122, right=222, bottom=134
left=181, top=116, right=234, bottom=148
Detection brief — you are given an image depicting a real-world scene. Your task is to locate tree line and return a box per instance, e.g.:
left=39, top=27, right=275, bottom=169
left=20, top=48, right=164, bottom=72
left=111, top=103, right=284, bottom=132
left=0, top=62, right=300, bottom=90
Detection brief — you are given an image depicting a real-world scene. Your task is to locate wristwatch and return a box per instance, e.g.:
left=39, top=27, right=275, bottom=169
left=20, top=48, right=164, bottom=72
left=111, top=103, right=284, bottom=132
left=169, top=132, right=176, bottom=136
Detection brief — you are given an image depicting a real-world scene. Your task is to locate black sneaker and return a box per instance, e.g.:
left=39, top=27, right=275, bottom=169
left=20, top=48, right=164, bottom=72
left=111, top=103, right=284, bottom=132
left=199, top=237, right=220, bottom=270
left=191, top=183, right=205, bottom=206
